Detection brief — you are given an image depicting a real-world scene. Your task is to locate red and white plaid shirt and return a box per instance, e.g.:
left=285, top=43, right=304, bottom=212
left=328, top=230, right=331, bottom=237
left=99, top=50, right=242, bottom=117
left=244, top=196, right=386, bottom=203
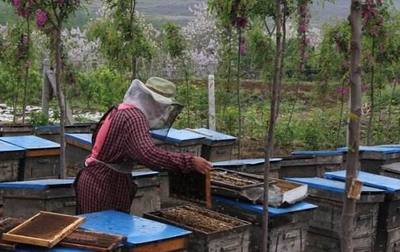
left=74, top=107, right=194, bottom=214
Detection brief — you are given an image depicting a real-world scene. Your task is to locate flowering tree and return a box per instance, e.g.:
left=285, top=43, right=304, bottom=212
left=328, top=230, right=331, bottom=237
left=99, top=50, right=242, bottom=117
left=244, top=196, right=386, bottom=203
left=1, top=0, right=35, bottom=123
left=183, top=3, right=219, bottom=77
left=209, top=0, right=256, bottom=158
left=7, top=0, right=84, bottom=178
left=62, top=27, right=101, bottom=71
left=162, top=22, right=191, bottom=127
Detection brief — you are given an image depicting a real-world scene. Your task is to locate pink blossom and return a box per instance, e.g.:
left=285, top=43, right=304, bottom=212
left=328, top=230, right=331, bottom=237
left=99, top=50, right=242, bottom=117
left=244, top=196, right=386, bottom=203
left=35, top=9, right=48, bottom=28
left=58, top=0, right=64, bottom=5
left=17, top=8, right=28, bottom=17
left=12, top=0, right=21, bottom=8
left=336, top=86, right=349, bottom=95
left=234, top=17, right=247, bottom=29
left=239, top=38, right=246, bottom=55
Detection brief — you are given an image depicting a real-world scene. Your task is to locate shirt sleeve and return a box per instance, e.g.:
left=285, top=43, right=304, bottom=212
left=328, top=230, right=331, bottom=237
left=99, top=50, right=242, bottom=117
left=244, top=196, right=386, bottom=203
left=122, top=108, right=194, bottom=173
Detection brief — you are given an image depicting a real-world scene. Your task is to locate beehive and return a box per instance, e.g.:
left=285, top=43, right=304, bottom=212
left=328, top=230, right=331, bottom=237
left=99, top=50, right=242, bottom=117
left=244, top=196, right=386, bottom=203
left=145, top=204, right=251, bottom=252
left=0, top=136, right=60, bottom=180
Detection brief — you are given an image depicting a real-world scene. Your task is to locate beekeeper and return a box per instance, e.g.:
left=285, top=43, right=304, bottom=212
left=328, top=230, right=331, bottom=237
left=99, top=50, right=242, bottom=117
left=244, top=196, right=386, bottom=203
left=74, top=77, right=212, bottom=214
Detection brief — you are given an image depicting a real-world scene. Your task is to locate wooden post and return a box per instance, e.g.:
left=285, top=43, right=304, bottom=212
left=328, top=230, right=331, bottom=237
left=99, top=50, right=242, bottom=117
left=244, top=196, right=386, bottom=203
left=341, top=0, right=362, bottom=251
left=208, top=74, right=216, bottom=130
left=41, top=59, right=51, bottom=119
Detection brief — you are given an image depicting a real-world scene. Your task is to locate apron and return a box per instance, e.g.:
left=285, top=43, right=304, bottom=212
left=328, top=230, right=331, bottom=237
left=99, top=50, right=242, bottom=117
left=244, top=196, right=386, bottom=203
left=74, top=103, right=137, bottom=214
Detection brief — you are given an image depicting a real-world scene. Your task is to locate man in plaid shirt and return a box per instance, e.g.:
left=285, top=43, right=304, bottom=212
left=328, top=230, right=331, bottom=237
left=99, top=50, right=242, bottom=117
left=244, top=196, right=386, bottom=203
left=74, top=78, right=211, bottom=214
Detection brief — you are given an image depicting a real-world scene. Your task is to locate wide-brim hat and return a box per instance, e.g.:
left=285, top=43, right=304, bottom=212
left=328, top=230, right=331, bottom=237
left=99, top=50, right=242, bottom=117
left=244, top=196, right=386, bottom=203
left=138, top=77, right=182, bottom=106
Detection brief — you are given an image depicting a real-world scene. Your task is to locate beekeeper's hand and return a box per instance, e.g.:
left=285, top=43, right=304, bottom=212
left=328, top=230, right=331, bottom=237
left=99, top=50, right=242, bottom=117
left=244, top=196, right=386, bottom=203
left=192, top=156, right=212, bottom=174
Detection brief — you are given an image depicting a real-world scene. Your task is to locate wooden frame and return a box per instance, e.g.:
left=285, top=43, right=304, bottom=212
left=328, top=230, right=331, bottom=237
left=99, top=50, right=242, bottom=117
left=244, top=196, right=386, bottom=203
left=3, top=211, right=84, bottom=248
left=60, top=229, right=126, bottom=252
left=26, top=148, right=60, bottom=158
left=131, top=237, right=187, bottom=252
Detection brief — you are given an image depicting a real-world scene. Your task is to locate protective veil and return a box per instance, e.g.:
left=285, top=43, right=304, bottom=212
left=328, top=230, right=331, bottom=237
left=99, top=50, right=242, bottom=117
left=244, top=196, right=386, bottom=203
left=123, top=78, right=183, bottom=132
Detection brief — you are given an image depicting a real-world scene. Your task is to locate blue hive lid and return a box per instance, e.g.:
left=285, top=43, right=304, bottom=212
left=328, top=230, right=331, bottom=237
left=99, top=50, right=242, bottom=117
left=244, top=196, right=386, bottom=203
left=191, top=128, right=236, bottom=143
left=80, top=210, right=191, bottom=246
left=337, top=146, right=400, bottom=154
left=0, top=179, right=74, bottom=189
left=291, top=150, right=344, bottom=156
left=65, top=133, right=92, bottom=145
left=0, top=141, right=25, bottom=152
left=0, top=135, right=59, bottom=150
left=325, top=170, right=400, bottom=192
left=286, top=177, right=384, bottom=194
left=212, top=196, right=317, bottom=216
left=151, top=128, right=205, bottom=144
left=212, top=158, right=282, bottom=167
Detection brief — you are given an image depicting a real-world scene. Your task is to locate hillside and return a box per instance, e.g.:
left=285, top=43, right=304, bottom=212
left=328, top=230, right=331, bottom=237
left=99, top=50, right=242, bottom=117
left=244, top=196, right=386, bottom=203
left=1, top=0, right=399, bottom=28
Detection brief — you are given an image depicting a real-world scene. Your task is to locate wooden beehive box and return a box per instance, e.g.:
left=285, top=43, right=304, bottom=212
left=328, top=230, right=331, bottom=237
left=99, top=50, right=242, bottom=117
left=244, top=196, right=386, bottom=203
left=0, top=136, right=60, bottom=180
left=145, top=204, right=251, bottom=252
left=151, top=128, right=205, bottom=156
left=381, top=162, right=400, bottom=179
left=0, top=124, right=33, bottom=137
left=212, top=196, right=317, bottom=252
left=189, top=128, right=237, bottom=162
left=211, top=168, right=307, bottom=207
left=338, top=145, right=400, bottom=174
left=60, top=229, right=126, bottom=251
left=130, top=169, right=161, bottom=216
left=212, top=158, right=281, bottom=178
left=3, top=211, right=84, bottom=248
left=279, top=150, right=344, bottom=178
left=35, top=123, right=96, bottom=143
left=325, top=170, right=400, bottom=252
left=0, top=179, right=76, bottom=218
left=0, top=140, right=24, bottom=182
left=65, top=133, right=92, bottom=176
left=287, top=176, right=385, bottom=250
left=168, top=168, right=211, bottom=208
left=151, top=128, right=205, bottom=203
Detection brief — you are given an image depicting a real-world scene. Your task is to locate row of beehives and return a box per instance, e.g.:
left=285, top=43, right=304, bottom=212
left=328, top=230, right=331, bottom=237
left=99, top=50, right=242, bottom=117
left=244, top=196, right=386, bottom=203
left=3, top=124, right=400, bottom=251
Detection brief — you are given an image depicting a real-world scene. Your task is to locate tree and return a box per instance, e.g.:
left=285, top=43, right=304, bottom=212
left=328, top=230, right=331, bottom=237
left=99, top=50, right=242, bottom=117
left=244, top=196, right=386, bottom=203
left=262, top=0, right=284, bottom=251
left=8, top=0, right=84, bottom=178
left=1, top=0, right=35, bottom=124
left=162, top=22, right=191, bottom=127
left=341, top=0, right=363, bottom=251
left=88, top=0, right=155, bottom=80
left=208, top=0, right=257, bottom=158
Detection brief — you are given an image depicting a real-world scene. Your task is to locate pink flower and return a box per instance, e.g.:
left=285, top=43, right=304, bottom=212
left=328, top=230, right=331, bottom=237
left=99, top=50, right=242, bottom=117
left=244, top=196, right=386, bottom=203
left=234, top=17, right=248, bottom=29
left=239, top=38, right=246, bottom=55
left=35, top=9, right=48, bottom=28
left=12, top=0, right=21, bottom=8
left=17, top=8, right=28, bottom=17
left=58, top=0, right=64, bottom=5
left=336, top=86, right=349, bottom=95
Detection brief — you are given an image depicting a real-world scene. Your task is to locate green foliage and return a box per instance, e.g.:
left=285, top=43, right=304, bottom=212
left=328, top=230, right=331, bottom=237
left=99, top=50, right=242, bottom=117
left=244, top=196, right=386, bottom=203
left=162, top=22, right=186, bottom=59
left=246, top=21, right=274, bottom=79
left=29, top=111, right=49, bottom=126
left=73, top=67, right=128, bottom=109
left=88, top=0, right=155, bottom=77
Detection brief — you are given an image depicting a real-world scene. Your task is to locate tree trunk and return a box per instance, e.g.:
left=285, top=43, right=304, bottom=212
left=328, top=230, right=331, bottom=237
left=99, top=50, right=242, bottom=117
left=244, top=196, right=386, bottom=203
left=262, top=0, right=283, bottom=251
left=183, top=58, right=190, bottom=128
left=236, top=28, right=242, bottom=158
left=132, top=56, right=137, bottom=80
left=22, top=16, right=31, bottom=124
left=366, top=37, right=375, bottom=145
left=341, top=1, right=362, bottom=251
left=55, top=28, right=66, bottom=179
left=336, top=78, right=346, bottom=147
